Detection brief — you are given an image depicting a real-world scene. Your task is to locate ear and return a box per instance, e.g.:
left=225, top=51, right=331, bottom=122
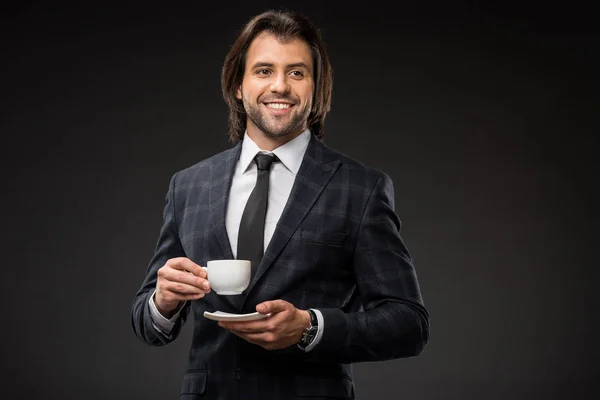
left=235, top=86, right=242, bottom=100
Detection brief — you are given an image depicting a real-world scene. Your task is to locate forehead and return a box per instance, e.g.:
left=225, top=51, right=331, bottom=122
left=245, top=32, right=313, bottom=69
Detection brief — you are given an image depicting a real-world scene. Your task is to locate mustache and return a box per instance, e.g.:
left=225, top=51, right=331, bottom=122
left=259, top=96, right=298, bottom=104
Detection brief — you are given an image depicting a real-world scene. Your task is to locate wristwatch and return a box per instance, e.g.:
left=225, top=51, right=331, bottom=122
left=298, top=309, right=318, bottom=350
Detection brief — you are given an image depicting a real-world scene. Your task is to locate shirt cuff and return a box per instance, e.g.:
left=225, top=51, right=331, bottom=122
left=300, top=308, right=324, bottom=352
left=148, top=289, right=186, bottom=335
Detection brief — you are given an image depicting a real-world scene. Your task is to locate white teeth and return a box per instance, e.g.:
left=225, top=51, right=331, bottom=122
left=266, top=103, right=291, bottom=109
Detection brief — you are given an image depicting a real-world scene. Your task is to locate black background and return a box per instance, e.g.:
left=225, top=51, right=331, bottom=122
left=1, top=2, right=598, bottom=399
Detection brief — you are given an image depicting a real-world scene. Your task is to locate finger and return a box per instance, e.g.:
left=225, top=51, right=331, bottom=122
left=165, top=257, right=205, bottom=277
left=163, top=281, right=207, bottom=296
left=219, top=324, right=270, bottom=342
left=175, top=271, right=210, bottom=291
left=220, top=319, right=273, bottom=333
left=256, top=300, right=290, bottom=314
left=160, top=290, right=207, bottom=303
left=219, top=321, right=248, bottom=332
left=159, top=266, right=210, bottom=291
left=236, top=331, right=275, bottom=343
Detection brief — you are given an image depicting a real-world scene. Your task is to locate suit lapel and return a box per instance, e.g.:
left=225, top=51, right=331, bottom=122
left=205, top=142, right=244, bottom=311
left=243, top=135, right=340, bottom=299
left=207, top=143, right=241, bottom=261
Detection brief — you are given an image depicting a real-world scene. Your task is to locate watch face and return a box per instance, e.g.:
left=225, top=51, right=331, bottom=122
left=302, top=326, right=317, bottom=344
left=300, top=310, right=318, bottom=348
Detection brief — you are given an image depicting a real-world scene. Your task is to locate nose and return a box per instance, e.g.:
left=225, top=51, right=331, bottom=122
left=269, top=72, right=290, bottom=94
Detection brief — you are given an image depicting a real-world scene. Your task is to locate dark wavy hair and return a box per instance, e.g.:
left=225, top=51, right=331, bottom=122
left=221, top=9, right=333, bottom=143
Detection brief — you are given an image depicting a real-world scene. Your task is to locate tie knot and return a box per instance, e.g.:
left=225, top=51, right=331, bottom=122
left=254, top=153, right=277, bottom=171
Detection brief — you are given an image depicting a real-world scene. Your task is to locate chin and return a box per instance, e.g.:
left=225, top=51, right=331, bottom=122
left=264, top=130, right=294, bottom=138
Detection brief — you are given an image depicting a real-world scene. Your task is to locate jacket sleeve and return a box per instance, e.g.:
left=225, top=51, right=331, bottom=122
left=130, top=172, right=191, bottom=346
left=309, top=172, right=430, bottom=363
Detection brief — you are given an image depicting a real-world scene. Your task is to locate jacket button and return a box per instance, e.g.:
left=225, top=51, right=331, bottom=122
left=235, top=368, right=241, bottom=380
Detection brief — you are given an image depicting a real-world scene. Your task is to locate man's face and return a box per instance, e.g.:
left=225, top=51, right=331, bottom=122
left=237, top=33, right=314, bottom=142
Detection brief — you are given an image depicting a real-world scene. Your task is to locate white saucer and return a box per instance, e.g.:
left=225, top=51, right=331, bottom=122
left=203, top=310, right=270, bottom=322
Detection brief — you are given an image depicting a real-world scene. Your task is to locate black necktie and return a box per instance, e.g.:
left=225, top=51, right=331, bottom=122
left=237, top=153, right=278, bottom=279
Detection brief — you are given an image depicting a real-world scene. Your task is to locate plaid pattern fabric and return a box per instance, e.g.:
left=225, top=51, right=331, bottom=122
left=131, top=134, right=430, bottom=399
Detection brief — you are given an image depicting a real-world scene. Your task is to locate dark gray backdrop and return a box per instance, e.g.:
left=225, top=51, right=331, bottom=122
left=1, top=2, right=597, bottom=399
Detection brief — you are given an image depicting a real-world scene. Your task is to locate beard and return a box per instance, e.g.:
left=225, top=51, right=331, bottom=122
left=242, top=95, right=312, bottom=138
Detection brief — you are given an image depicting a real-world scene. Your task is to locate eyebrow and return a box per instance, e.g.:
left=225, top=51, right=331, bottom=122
left=250, top=61, right=311, bottom=70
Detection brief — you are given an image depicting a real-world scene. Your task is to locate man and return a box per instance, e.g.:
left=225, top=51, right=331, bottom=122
left=131, top=9, right=429, bottom=400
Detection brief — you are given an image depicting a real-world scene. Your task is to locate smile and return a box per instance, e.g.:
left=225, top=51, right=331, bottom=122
left=265, top=103, right=293, bottom=109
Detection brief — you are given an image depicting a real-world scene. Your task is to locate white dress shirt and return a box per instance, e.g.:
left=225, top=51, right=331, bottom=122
left=148, top=129, right=324, bottom=351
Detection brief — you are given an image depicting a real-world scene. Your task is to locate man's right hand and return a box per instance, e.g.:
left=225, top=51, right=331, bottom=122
left=154, top=257, right=211, bottom=318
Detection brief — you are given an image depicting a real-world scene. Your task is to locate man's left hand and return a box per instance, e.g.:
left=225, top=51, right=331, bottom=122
left=218, top=300, right=310, bottom=350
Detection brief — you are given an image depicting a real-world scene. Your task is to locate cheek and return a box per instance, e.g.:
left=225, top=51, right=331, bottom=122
left=240, top=83, right=267, bottom=102
left=302, top=92, right=314, bottom=108
left=299, top=85, right=315, bottom=105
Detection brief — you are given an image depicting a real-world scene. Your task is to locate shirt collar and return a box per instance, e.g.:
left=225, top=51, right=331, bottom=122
left=238, top=129, right=311, bottom=175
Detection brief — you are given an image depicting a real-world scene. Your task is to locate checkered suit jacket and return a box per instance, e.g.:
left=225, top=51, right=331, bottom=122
left=131, top=134, right=430, bottom=399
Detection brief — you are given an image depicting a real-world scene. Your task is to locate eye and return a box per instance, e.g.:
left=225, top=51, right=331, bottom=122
left=290, top=70, right=304, bottom=78
left=256, top=69, right=271, bottom=75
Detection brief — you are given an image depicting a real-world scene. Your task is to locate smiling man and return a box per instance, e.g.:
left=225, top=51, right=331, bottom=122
left=131, top=9, right=430, bottom=400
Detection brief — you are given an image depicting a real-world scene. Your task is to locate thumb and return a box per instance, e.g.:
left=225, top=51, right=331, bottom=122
left=256, top=300, right=289, bottom=314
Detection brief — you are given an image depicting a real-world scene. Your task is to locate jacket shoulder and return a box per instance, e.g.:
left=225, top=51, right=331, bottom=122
left=170, top=144, right=240, bottom=186
left=321, top=141, right=392, bottom=184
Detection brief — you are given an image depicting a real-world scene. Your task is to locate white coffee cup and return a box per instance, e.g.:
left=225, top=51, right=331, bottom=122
left=202, top=259, right=251, bottom=295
